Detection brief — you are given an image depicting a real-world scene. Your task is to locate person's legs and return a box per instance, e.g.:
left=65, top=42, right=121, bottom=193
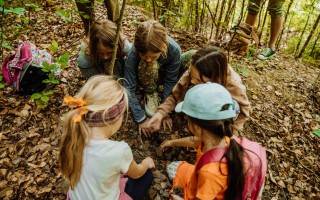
left=245, top=0, right=261, bottom=26
left=104, top=0, right=120, bottom=22
left=267, top=0, right=285, bottom=50
left=257, top=0, right=285, bottom=59
left=125, top=170, right=153, bottom=200
left=269, top=16, right=284, bottom=50
left=75, top=0, right=95, bottom=35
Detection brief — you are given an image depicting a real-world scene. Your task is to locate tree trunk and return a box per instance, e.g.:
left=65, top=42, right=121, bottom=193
left=195, top=0, right=199, bottom=32
left=152, top=0, right=157, bottom=20
left=258, top=4, right=268, bottom=44
left=205, top=1, right=216, bottom=39
left=295, top=11, right=312, bottom=56
left=199, top=0, right=205, bottom=33
left=297, top=13, right=320, bottom=58
left=276, top=0, right=295, bottom=49
left=221, top=0, right=233, bottom=37
left=230, top=0, right=237, bottom=26
left=109, top=0, right=126, bottom=75
left=310, top=30, right=320, bottom=56
left=213, top=0, right=220, bottom=25
left=257, top=0, right=267, bottom=29
left=216, top=0, right=226, bottom=39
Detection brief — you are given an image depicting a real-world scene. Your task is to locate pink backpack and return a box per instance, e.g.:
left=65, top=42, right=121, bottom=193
left=196, top=136, right=267, bottom=200
left=2, top=41, right=53, bottom=94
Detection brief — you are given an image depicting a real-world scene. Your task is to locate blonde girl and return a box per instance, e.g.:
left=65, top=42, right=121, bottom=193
left=59, top=75, right=154, bottom=200
left=77, top=19, right=132, bottom=78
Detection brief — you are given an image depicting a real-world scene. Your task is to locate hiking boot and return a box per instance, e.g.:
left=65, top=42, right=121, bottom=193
left=144, top=92, right=160, bottom=117
left=257, top=47, right=276, bottom=60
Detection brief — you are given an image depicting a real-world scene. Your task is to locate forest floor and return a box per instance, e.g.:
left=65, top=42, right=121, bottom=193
left=0, top=1, right=319, bottom=200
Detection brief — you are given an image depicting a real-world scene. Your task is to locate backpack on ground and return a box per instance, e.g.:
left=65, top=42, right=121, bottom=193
left=2, top=41, right=54, bottom=95
left=195, top=136, right=267, bottom=200
left=224, top=23, right=259, bottom=56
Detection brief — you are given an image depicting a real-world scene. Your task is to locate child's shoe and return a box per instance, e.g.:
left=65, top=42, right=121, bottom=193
left=144, top=92, right=160, bottom=117
left=257, top=47, right=276, bottom=60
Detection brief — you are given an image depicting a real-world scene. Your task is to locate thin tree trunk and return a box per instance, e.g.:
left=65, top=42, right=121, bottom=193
left=152, top=0, right=157, bottom=19
left=238, top=0, right=246, bottom=24
left=216, top=0, right=226, bottom=39
left=257, top=0, right=267, bottom=29
left=195, top=0, right=199, bottom=32
left=109, top=0, right=126, bottom=75
left=213, top=0, right=220, bottom=24
left=230, top=0, right=237, bottom=26
left=276, top=0, right=295, bottom=49
left=220, top=0, right=233, bottom=37
left=310, top=30, right=320, bottom=56
left=297, top=13, right=320, bottom=58
left=258, top=4, right=268, bottom=44
left=199, top=0, right=205, bottom=33
left=295, top=11, right=313, bottom=56
left=205, top=1, right=216, bottom=39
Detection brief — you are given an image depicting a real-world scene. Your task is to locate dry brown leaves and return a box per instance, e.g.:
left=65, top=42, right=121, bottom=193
left=0, top=1, right=319, bottom=200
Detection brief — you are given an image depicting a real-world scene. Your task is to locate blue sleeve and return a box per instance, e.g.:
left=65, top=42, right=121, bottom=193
left=124, top=47, right=147, bottom=123
left=163, top=39, right=181, bottom=100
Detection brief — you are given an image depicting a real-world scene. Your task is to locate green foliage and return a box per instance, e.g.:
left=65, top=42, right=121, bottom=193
left=48, top=39, right=61, bottom=53
left=0, top=75, right=4, bottom=89
left=234, top=66, right=249, bottom=76
left=55, top=9, right=73, bottom=23
left=25, top=3, right=42, bottom=12
left=31, top=90, right=57, bottom=109
left=312, top=129, right=320, bottom=137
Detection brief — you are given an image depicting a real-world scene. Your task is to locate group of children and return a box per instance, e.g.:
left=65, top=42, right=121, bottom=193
left=59, top=18, right=266, bottom=200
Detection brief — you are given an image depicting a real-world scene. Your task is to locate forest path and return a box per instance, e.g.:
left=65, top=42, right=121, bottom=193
left=0, top=1, right=319, bottom=199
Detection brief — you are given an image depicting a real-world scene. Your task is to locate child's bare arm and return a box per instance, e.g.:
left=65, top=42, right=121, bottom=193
left=160, top=136, right=201, bottom=150
left=126, top=157, right=155, bottom=179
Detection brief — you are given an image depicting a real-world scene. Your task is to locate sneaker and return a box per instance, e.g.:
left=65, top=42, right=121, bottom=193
left=144, top=92, right=160, bottom=117
left=257, top=47, right=276, bottom=60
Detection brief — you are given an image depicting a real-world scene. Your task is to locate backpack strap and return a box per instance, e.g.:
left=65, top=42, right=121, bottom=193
left=195, top=148, right=227, bottom=172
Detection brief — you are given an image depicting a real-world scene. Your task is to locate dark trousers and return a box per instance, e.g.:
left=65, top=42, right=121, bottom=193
left=125, top=169, right=153, bottom=200
left=75, top=0, right=120, bottom=35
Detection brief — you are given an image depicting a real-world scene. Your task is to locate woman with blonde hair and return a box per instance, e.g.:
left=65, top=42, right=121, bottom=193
left=124, top=20, right=181, bottom=136
left=77, top=19, right=132, bottom=78
left=59, top=75, right=154, bottom=200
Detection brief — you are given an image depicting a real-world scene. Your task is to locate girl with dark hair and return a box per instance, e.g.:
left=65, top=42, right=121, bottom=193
left=161, top=83, right=265, bottom=200
left=146, top=46, right=250, bottom=134
left=77, top=19, right=131, bottom=78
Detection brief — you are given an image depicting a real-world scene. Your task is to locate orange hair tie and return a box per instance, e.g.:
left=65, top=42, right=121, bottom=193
left=64, top=96, right=88, bottom=123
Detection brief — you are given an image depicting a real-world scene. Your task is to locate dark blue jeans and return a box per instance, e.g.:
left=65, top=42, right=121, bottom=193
left=125, top=169, right=153, bottom=200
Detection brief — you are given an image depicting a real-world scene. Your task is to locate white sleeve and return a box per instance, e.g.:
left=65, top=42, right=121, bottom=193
left=119, top=142, right=134, bottom=173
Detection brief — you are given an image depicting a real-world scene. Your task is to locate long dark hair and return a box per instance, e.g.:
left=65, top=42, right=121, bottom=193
left=191, top=46, right=228, bottom=87
left=189, top=105, right=245, bottom=200
left=86, top=19, right=125, bottom=66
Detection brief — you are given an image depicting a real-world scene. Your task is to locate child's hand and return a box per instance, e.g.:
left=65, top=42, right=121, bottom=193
left=139, top=119, right=151, bottom=137
left=162, top=115, right=173, bottom=131
left=148, top=112, right=164, bottom=133
left=160, top=140, right=174, bottom=150
left=142, top=157, right=155, bottom=169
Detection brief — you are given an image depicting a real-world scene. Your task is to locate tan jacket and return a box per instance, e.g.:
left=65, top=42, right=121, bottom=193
left=158, top=66, right=251, bottom=131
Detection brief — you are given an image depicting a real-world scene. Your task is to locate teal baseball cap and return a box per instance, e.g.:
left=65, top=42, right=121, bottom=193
left=175, top=83, right=236, bottom=120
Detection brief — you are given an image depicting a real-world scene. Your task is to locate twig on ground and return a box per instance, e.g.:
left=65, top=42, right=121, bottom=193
left=249, top=116, right=278, bottom=135
left=283, top=146, right=320, bottom=182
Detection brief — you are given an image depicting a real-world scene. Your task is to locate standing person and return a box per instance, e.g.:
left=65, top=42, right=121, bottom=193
left=146, top=46, right=250, bottom=134
left=75, top=0, right=119, bottom=35
left=59, top=75, right=154, bottom=200
left=160, top=83, right=266, bottom=200
left=124, top=20, right=181, bottom=135
left=77, top=19, right=131, bottom=79
left=246, top=0, right=285, bottom=60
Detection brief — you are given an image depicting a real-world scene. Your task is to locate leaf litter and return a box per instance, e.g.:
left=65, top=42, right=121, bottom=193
left=0, top=1, right=319, bottom=199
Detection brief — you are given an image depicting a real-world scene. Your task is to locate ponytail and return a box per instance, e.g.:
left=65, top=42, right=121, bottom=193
left=225, top=139, right=245, bottom=200
left=59, top=110, right=90, bottom=189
